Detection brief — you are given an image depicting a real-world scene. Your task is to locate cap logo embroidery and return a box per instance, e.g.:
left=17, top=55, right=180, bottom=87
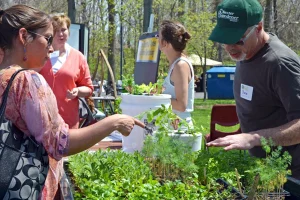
left=218, top=9, right=239, bottom=22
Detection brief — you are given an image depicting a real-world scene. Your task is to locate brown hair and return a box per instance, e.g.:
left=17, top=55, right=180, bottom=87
left=0, top=5, right=51, bottom=50
left=51, top=14, right=71, bottom=33
left=160, top=20, right=191, bottom=52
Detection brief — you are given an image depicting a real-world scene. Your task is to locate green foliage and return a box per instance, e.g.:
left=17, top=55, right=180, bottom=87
left=68, top=150, right=154, bottom=199
left=142, top=133, right=198, bottom=183
left=68, top=99, right=292, bottom=199
left=114, top=96, right=122, bottom=114
left=137, top=104, right=202, bottom=135
left=68, top=140, right=292, bottom=199
left=184, top=5, right=217, bottom=62
left=245, top=138, right=292, bottom=196
left=122, top=74, right=165, bottom=95
left=68, top=150, right=233, bottom=199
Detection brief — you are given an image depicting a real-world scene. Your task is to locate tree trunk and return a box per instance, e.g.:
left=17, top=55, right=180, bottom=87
left=143, top=0, right=153, bottom=32
left=68, top=0, right=76, bottom=23
left=273, top=0, right=278, bottom=35
left=217, top=43, right=222, bottom=62
left=107, top=0, right=116, bottom=82
left=203, top=42, right=207, bottom=101
left=264, top=0, right=272, bottom=32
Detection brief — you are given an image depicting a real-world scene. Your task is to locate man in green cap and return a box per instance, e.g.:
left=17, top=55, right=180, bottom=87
left=207, top=0, right=300, bottom=179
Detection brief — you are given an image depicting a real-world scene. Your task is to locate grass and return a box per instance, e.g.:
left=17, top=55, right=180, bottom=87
left=191, top=99, right=237, bottom=135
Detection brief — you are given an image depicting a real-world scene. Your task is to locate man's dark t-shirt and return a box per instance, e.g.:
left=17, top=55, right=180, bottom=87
left=234, top=33, right=300, bottom=179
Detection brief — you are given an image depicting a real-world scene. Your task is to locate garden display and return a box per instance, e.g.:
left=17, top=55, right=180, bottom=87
left=65, top=80, right=300, bottom=199
left=67, top=101, right=297, bottom=199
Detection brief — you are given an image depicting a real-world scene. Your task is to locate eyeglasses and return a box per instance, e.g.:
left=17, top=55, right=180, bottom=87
left=27, top=30, right=53, bottom=48
left=223, top=25, right=257, bottom=47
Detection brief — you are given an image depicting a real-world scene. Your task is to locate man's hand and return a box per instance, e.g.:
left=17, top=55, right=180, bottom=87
left=206, top=133, right=261, bottom=151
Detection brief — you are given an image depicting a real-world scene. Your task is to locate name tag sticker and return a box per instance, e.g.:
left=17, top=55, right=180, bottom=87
left=240, top=84, right=253, bottom=101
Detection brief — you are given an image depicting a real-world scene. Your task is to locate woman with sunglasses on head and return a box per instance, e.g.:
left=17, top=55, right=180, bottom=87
left=0, top=5, right=144, bottom=200
left=40, top=14, right=93, bottom=130
left=158, top=20, right=194, bottom=129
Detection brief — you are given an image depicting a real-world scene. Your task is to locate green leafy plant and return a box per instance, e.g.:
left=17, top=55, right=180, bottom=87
left=245, top=138, right=292, bottom=198
left=121, top=74, right=135, bottom=94
left=114, top=96, right=122, bottom=114
left=137, top=104, right=202, bottom=135
left=122, top=74, right=165, bottom=95
left=142, top=132, right=198, bottom=183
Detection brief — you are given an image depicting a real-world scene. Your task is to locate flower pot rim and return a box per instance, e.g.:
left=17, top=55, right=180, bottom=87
left=121, top=93, right=171, bottom=98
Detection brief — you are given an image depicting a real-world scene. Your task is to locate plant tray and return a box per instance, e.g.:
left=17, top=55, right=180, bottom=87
left=255, top=190, right=290, bottom=198
left=284, top=176, right=300, bottom=199
left=217, top=178, right=292, bottom=199
left=216, top=178, right=247, bottom=200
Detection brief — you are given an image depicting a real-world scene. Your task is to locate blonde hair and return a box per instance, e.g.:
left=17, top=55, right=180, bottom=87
left=51, top=14, right=71, bottom=33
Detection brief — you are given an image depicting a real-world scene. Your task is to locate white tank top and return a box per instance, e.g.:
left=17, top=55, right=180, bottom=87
left=163, top=57, right=194, bottom=121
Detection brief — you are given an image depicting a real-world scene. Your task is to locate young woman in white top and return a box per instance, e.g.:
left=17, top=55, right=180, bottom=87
left=158, top=20, right=194, bottom=127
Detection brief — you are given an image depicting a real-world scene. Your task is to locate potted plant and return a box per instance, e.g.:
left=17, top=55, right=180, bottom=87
left=120, top=74, right=171, bottom=152
left=137, top=104, right=203, bottom=152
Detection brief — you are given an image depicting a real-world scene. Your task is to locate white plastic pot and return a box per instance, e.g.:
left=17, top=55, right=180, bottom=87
left=168, top=132, right=202, bottom=151
left=120, top=93, right=171, bottom=153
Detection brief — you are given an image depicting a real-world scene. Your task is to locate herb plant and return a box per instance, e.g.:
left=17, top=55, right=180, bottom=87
left=122, top=74, right=165, bottom=95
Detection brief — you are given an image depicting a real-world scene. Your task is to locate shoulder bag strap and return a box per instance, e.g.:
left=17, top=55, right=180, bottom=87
left=0, top=69, right=27, bottom=125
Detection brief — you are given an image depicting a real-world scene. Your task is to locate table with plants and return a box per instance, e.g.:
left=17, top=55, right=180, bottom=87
left=66, top=76, right=300, bottom=199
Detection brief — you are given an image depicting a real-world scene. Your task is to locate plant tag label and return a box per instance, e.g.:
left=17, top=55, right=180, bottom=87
left=240, top=84, right=253, bottom=101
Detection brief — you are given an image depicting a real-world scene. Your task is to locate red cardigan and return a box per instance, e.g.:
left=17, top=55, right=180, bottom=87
left=40, top=48, right=93, bottom=128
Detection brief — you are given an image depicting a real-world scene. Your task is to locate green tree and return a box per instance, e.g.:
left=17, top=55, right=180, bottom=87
left=185, top=7, right=216, bottom=100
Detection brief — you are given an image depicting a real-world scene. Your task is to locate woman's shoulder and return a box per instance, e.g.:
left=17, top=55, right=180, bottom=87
left=176, top=57, right=192, bottom=66
left=0, top=65, right=47, bottom=88
left=174, top=58, right=192, bottom=70
left=68, top=45, right=85, bottom=58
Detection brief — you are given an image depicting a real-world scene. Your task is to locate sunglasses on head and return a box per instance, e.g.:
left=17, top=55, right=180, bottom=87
left=27, top=30, right=53, bottom=48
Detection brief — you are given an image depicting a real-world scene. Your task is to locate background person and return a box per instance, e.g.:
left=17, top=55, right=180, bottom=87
left=40, top=14, right=93, bottom=129
left=158, top=20, right=194, bottom=128
left=0, top=5, right=144, bottom=199
left=207, top=0, right=300, bottom=179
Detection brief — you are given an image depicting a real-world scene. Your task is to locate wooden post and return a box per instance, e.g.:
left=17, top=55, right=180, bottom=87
left=100, top=49, right=117, bottom=98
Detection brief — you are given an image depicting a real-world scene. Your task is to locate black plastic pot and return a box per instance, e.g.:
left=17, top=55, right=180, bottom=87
left=217, top=178, right=293, bottom=200
left=284, top=176, right=300, bottom=200
left=216, top=178, right=247, bottom=200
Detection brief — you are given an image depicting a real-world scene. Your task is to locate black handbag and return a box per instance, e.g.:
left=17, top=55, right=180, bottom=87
left=0, top=69, right=49, bottom=200
left=78, top=97, right=97, bottom=128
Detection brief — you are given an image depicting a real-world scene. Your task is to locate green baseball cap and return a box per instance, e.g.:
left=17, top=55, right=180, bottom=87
left=209, top=0, right=263, bottom=44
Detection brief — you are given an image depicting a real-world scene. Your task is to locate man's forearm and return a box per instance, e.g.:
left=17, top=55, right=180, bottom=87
left=251, top=119, right=300, bottom=146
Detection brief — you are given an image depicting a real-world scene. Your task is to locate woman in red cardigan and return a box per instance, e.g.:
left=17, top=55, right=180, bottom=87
left=40, top=14, right=93, bottom=130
